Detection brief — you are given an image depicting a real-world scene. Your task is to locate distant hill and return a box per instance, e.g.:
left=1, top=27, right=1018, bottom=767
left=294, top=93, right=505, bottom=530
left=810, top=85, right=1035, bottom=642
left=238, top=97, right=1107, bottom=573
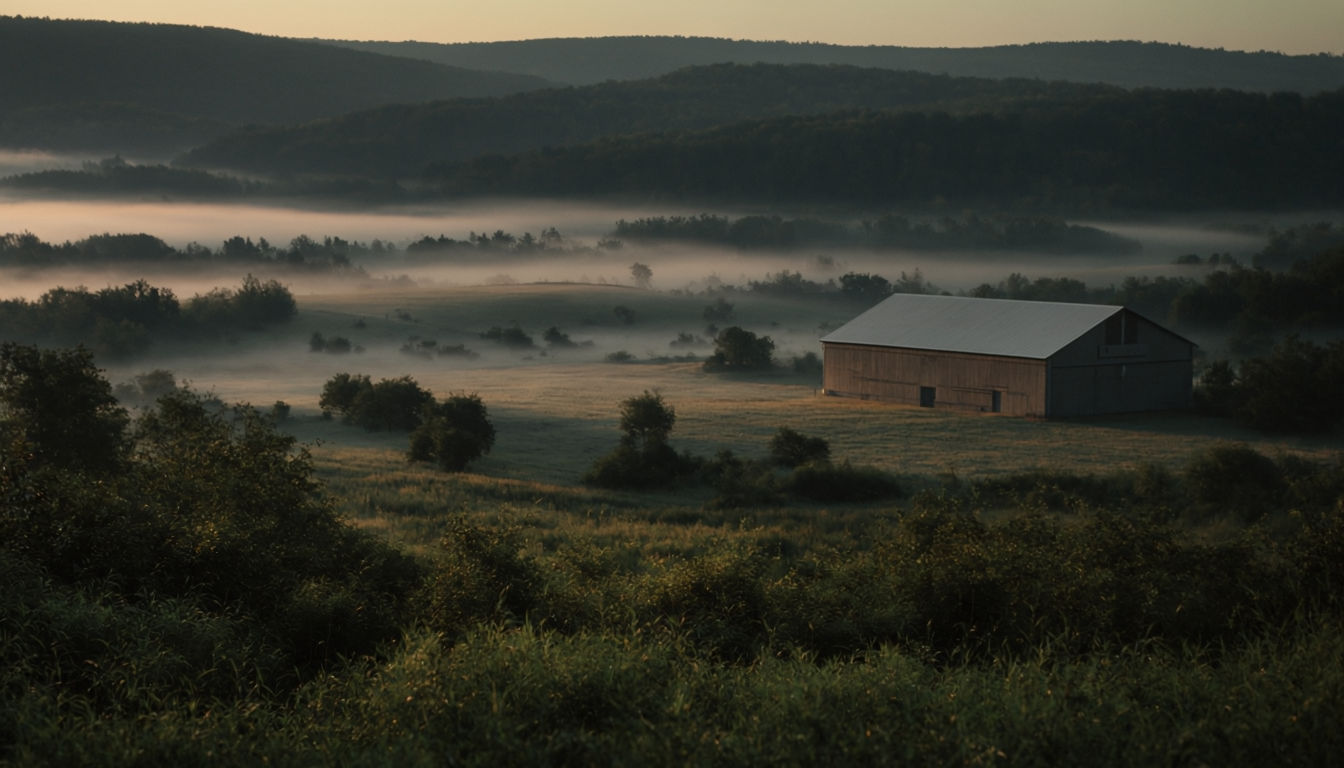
left=180, top=63, right=1126, bottom=177
left=0, top=16, right=554, bottom=153
left=417, top=88, right=1344, bottom=212
left=321, top=37, right=1344, bottom=93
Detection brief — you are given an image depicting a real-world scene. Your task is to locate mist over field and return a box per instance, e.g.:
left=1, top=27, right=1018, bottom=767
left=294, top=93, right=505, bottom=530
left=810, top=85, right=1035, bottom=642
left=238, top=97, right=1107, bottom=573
left=0, top=196, right=1274, bottom=300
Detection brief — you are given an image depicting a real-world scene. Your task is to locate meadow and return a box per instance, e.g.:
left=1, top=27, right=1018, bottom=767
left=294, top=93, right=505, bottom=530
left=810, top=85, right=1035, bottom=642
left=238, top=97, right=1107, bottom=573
left=8, top=270, right=1344, bottom=767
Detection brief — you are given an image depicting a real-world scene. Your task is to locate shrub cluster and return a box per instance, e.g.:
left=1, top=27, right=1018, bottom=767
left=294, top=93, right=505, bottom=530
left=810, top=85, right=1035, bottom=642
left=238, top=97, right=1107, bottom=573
left=1196, top=336, right=1344, bottom=434
left=320, top=372, right=495, bottom=472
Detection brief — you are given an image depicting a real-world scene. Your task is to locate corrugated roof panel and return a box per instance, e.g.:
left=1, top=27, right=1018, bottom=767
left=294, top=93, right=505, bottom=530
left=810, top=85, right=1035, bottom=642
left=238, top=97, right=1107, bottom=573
left=820, top=293, right=1121, bottom=360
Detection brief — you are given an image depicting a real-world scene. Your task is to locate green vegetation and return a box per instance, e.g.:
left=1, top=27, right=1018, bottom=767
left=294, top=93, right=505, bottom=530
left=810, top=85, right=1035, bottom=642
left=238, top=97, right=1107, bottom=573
left=319, top=373, right=434, bottom=432
left=409, top=394, right=497, bottom=472
left=705, top=326, right=776, bottom=371
left=0, top=230, right=371, bottom=270
left=0, top=275, right=296, bottom=358
left=583, top=391, right=695, bottom=489
left=4, top=344, right=1343, bottom=763
left=425, top=89, right=1344, bottom=210
left=1197, top=336, right=1344, bottom=434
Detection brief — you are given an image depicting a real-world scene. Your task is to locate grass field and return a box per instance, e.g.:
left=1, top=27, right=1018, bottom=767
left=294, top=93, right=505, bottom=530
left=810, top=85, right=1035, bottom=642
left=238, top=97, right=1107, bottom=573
left=120, top=282, right=1321, bottom=555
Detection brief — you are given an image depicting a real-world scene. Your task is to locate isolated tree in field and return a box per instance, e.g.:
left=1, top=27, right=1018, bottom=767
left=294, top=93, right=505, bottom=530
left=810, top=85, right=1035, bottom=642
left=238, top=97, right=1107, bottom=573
left=409, top=393, right=496, bottom=472
left=768, top=427, right=830, bottom=468
left=704, top=326, right=775, bottom=371
left=630, top=262, right=653, bottom=289
left=0, top=342, right=128, bottom=473
left=619, top=390, right=676, bottom=453
left=583, top=390, right=689, bottom=488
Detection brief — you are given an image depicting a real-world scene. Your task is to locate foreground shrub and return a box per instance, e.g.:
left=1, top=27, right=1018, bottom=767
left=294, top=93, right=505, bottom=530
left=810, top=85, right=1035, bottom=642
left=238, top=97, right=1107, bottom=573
left=783, top=460, right=903, bottom=502
left=768, top=427, right=830, bottom=468
left=419, top=518, right=546, bottom=639
left=1184, top=443, right=1286, bottom=521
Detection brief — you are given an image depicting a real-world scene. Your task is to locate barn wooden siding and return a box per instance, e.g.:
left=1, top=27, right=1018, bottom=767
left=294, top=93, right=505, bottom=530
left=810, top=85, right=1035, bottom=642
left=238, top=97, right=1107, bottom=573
left=822, top=343, right=1049, bottom=416
left=822, top=310, right=1194, bottom=418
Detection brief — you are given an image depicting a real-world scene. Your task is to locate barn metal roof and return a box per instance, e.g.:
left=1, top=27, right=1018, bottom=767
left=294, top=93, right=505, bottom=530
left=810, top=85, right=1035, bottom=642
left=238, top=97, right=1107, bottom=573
left=820, top=293, right=1122, bottom=360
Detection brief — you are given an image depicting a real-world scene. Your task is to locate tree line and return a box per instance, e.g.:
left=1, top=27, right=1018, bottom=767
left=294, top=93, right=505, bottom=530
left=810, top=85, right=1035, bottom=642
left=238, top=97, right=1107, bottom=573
left=0, top=276, right=296, bottom=358
left=614, top=212, right=1140, bottom=252
left=0, top=230, right=377, bottom=270
left=425, top=87, right=1344, bottom=211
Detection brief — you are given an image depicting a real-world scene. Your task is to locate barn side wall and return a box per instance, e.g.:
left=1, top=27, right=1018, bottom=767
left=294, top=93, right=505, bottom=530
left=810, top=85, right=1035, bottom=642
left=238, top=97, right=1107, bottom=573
left=1047, top=311, right=1194, bottom=417
left=822, top=343, right=1048, bottom=416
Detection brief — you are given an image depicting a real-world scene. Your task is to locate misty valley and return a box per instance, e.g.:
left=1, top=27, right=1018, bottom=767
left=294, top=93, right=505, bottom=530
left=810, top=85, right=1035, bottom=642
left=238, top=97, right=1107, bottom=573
left=2, top=15, right=1344, bottom=767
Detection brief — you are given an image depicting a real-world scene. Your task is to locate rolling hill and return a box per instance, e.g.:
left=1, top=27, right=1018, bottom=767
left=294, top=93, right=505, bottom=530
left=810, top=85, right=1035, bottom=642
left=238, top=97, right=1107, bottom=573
left=322, top=37, right=1344, bottom=93
left=178, top=63, right=1128, bottom=177
left=0, top=16, right=554, bottom=153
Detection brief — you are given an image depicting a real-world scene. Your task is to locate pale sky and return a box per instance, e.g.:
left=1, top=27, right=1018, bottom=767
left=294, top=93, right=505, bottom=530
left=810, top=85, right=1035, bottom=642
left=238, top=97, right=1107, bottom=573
left=6, top=0, right=1342, bottom=54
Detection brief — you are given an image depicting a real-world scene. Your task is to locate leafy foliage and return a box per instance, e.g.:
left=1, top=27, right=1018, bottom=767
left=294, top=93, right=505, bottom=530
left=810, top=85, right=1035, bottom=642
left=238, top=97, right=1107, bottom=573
left=768, top=427, right=830, bottom=468
left=0, top=343, right=128, bottom=474
left=409, top=394, right=496, bottom=472
left=584, top=391, right=695, bottom=489
left=704, top=326, right=775, bottom=371
left=320, top=374, right=435, bottom=432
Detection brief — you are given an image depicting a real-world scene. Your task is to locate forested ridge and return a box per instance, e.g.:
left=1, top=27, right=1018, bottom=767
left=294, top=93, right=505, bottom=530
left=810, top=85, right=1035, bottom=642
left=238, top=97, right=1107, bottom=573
left=0, top=16, right=551, bottom=152
left=324, top=36, right=1344, bottom=92
left=174, top=61, right=1344, bottom=212
left=180, top=63, right=1127, bottom=177
left=422, top=87, right=1344, bottom=211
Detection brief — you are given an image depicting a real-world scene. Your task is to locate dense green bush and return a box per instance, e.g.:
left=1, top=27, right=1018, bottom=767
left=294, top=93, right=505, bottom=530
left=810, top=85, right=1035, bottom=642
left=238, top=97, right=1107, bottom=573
left=409, top=393, right=496, bottom=471
left=585, top=391, right=698, bottom=488
left=0, top=343, right=129, bottom=474
left=783, top=461, right=903, bottom=503
left=1184, top=443, right=1288, bottom=521
left=1, top=347, right=424, bottom=684
left=319, top=372, right=434, bottom=431
left=704, top=326, right=775, bottom=371
left=768, top=427, right=830, bottom=468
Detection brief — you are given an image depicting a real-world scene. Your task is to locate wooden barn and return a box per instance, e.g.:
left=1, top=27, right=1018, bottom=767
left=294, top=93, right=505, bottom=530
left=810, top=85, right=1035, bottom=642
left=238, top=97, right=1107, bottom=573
left=820, top=294, right=1195, bottom=417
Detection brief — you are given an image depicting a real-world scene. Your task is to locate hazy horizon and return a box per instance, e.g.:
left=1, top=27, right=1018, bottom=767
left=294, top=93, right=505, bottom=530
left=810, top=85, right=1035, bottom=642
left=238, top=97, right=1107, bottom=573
left=5, top=1, right=1341, bottom=55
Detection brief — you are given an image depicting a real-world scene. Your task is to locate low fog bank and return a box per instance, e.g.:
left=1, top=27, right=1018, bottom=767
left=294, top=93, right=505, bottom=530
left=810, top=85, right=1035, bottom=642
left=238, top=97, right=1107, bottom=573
left=0, top=197, right=700, bottom=250
left=2, top=197, right=1302, bottom=299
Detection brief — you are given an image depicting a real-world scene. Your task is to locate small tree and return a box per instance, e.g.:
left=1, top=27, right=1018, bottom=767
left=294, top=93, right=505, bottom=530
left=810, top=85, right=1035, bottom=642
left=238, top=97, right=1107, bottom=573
left=704, top=326, right=775, bottom=371
left=630, top=262, right=653, bottom=289
left=409, top=394, right=496, bottom=472
left=619, top=390, right=675, bottom=452
left=0, top=343, right=129, bottom=474
left=769, top=427, right=831, bottom=468
left=349, top=376, right=434, bottom=431
left=319, top=372, right=372, bottom=418
left=583, top=391, right=690, bottom=488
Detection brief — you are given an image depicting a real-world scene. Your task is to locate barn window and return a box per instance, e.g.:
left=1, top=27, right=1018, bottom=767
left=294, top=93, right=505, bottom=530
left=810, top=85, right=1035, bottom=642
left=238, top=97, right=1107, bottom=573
left=1124, top=313, right=1139, bottom=344
left=991, top=391, right=1002, bottom=413
left=1105, top=315, right=1122, bottom=345
left=919, top=386, right=936, bottom=407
